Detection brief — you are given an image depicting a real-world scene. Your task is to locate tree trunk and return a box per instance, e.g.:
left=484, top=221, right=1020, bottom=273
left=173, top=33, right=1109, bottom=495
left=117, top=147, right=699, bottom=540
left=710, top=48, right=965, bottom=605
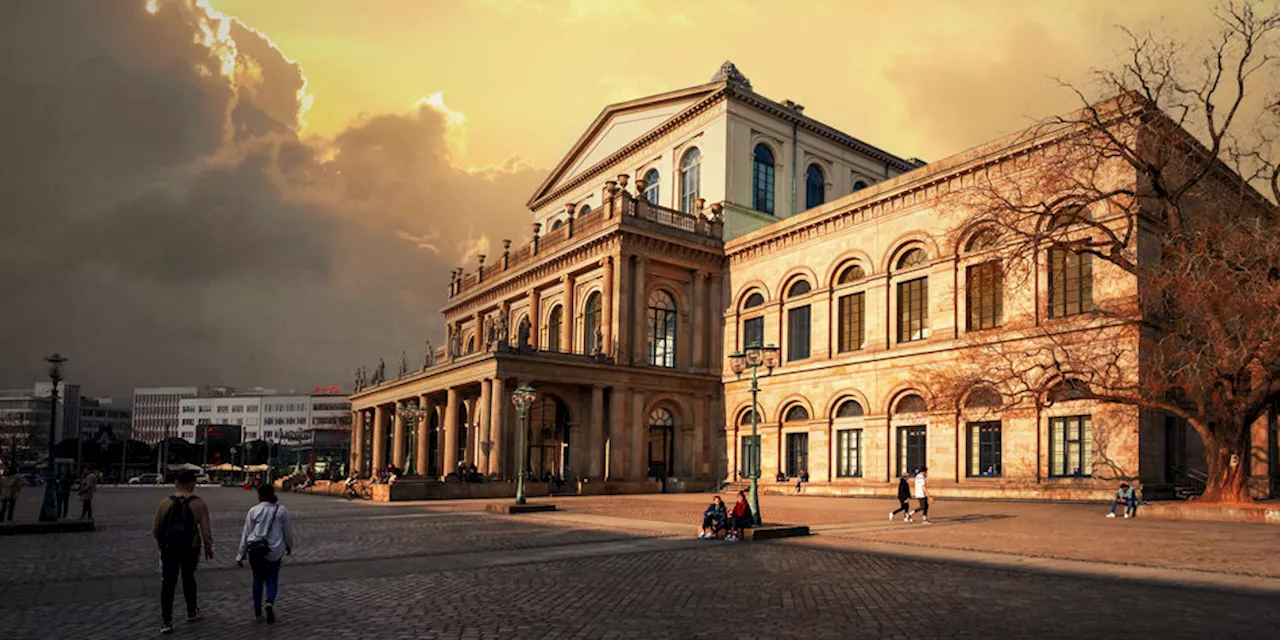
left=1199, top=427, right=1253, bottom=503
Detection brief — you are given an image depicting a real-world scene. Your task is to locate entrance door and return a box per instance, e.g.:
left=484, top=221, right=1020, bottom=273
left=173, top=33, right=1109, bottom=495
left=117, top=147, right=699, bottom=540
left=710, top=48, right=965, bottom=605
left=897, top=426, right=926, bottom=477
left=1164, top=416, right=1186, bottom=482
left=785, top=432, right=809, bottom=477
left=647, top=408, right=675, bottom=478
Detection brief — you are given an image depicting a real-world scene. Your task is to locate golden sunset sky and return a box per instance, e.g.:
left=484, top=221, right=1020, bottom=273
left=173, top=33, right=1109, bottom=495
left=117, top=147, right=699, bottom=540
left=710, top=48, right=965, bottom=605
left=213, top=0, right=1213, bottom=170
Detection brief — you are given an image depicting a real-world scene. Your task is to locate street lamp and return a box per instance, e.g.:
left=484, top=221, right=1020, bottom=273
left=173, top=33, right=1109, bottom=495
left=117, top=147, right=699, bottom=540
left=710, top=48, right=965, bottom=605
left=39, top=353, right=67, bottom=522
left=510, top=385, right=537, bottom=505
left=728, top=342, right=778, bottom=526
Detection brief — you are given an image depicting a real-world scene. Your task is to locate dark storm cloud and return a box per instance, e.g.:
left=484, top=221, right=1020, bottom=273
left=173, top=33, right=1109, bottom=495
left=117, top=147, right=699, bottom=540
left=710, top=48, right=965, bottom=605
left=0, top=0, right=540, bottom=398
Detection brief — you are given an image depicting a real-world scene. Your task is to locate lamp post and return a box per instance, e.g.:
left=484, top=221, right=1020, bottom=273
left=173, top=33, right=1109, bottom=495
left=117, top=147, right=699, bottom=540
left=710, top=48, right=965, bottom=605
left=39, top=353, right=67, bottom=522
left=510, top=385, right=537, bottom=505
left=728, top=342, right=778, bottom=526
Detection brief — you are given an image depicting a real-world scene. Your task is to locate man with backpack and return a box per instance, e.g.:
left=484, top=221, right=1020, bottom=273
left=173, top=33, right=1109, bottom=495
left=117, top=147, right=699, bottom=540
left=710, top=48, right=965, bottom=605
left=151, top=470, right=214, bottom=634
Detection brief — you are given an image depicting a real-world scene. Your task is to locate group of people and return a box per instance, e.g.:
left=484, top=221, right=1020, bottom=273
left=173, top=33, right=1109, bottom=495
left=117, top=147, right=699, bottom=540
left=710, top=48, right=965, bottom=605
left=151, top=470, right=296, bottom=634
left=890, top=467, right=932, bottom=524
left=697, top=491, right=755, bottom=541
left=0, top=465, right=98, bottom=522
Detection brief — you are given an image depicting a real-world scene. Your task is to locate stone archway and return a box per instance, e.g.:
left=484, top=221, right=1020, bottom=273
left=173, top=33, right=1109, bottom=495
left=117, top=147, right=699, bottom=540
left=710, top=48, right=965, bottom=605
left=526, top=394, right=570, bottom=480
left=648, top=407, right=676, bottom=479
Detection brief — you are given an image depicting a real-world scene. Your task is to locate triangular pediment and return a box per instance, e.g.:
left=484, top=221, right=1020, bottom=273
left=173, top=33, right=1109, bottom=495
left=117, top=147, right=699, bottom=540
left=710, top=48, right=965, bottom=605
left=527, top=83, right=722, bottom=209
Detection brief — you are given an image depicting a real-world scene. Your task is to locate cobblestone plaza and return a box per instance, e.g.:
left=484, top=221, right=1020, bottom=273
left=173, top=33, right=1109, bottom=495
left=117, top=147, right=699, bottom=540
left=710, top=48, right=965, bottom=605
left=2, top=488, right=1279, bottom=639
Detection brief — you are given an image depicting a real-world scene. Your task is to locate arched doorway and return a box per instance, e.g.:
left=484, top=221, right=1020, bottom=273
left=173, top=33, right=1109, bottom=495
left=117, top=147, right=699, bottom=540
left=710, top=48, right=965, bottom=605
left=526, top=394, right=570, bottom=480
left=455, top=402, right=469, bottom=473
left=648, top=407, right=675, bottom=479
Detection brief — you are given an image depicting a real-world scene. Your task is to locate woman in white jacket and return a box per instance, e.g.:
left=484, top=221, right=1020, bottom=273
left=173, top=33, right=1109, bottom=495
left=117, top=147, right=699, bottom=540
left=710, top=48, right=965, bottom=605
left=236, top=483, right=294, bottom=624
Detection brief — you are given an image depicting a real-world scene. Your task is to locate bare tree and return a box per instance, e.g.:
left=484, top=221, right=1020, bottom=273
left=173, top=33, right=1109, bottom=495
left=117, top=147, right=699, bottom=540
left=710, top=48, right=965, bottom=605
left=932, top=1, right=1280, bottom=503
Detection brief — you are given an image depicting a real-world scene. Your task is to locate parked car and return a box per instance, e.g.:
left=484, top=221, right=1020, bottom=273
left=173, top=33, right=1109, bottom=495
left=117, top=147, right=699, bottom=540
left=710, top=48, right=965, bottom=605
left=128, top=473, right=161, bottom=485
left=195, top=475, right=215, bottom=485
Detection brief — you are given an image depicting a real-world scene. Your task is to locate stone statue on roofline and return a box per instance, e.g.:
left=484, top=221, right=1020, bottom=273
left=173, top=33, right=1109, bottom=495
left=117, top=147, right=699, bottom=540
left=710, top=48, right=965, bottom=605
left=496, top=311, right=509, bottom=348
left=423, top=340, right=434, bottom=370
left=354, top=366, right=366, bottom=392
left=372, top=358, right=385, bottom=385
left=398, top=351, right=408, bottom=377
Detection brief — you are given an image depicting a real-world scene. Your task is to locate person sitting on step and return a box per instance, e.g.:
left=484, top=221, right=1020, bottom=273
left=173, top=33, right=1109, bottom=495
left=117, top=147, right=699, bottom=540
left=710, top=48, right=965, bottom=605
left=698, top=496, right=728, bottom=539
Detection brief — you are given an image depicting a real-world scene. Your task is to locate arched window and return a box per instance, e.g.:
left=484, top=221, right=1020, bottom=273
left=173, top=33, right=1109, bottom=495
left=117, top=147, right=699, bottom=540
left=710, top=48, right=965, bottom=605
left=738, top=408, right=759, bottom=426
left=787, top=280, right=812, bottom=298
left=648, top=407, right=675, bottom=478
left=805, top=164, right=825, bottom=209
left=647, top=290, right=677, bottom=368
left=1048, top=379, right=1090, bottom=403
left=1048, top=205, right=1090, bottom=230
left=835, top=399, right=865, bottom=418
left=578, top=204, right=591, bottom=217
left=465, top=336, right=476, bottom=354
left=743, top=292, right=765, bottom=309
left=896, top=248, right=928, bottom=270
left=965, top=386, right=1002, bottom=409
left=680, top=148, right=701, bottom=213
left=752, top=144, right=775, bottom=215
left=550, top=219, right=563, bottom=230
left=853, top=180, right=868, bottom=191
left=965, top=230, right=997, bottom=252
left=583, top=292, right=602, bottom=355
left=784, top=405, right=810, bottom=422
left=643, top=168, right=660, bottom=205
left=838, top=264, right=865, bottom=284
left=546, top=305, right=563, bottom=352
left=742, top=291, right=765, bottom=348
left=787, top=279, right=812, bottom=361
left=894, top=394, right=927, bottom=415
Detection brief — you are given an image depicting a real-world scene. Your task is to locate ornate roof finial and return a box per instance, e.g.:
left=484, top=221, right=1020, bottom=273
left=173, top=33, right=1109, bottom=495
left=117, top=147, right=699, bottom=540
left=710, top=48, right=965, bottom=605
left=711, top=60, right=751, bottom=89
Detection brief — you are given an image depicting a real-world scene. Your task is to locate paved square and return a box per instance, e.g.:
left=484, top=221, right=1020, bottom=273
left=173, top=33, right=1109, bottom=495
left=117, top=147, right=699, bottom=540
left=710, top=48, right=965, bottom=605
left=1, top=488, right=1277, bottom=639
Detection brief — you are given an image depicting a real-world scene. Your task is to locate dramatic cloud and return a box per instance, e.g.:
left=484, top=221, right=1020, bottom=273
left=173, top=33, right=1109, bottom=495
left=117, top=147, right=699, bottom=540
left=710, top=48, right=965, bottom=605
left=0, top=0, right=540, bottom=399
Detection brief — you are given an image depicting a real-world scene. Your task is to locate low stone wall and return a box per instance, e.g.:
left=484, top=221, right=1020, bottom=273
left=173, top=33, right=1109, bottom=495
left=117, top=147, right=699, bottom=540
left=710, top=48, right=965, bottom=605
left=1142, top=501, right=1280, bottom=524
left=578, top=480, right=662, bottom=496
left=729, top=481, right=1117, bottom=502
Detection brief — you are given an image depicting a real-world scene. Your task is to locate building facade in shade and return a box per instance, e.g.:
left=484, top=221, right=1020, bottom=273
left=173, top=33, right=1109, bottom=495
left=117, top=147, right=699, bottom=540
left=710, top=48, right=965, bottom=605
left=78, top=396, right=131, bottom=443
left=1, top=384, right=130, bottom=466
left=347, top=62, right=1278, bottom=500
left=131, top=387, right=199, bottom=444
left=177, top=392, right=350, bottom=444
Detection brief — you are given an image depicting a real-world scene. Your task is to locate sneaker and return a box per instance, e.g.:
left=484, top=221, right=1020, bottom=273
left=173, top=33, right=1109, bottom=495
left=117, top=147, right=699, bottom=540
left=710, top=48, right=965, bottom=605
left=922, top=520, right=932, bottom=525
left=1106, top=513, right=1116, bottom=518
left=159, top=623, right=174, bottom=635
left=889, top=511, right=895, bottom=521
left=1123, top=513, right=1130, bottom=519
left=697, top=532, right=705, bottom=539
left=265, top=603, right=275, bottom=625
left=186, top=608, right=201, bottom=623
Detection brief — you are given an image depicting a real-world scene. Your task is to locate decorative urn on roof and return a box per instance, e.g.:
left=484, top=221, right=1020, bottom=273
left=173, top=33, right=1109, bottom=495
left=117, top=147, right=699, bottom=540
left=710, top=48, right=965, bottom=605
left=711, top=60, right=751, bottom=89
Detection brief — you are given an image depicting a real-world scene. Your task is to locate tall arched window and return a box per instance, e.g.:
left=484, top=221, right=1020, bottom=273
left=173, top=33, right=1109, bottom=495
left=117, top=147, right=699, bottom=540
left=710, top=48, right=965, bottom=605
left=896, top=248, right=930, bottom=343
left=752, top=143, right=775, bottom=214
left=784, top=405, right=810, bottom=422
left=465, top=336, right=476, bottom=354
left=742, top=291, right=765, bottom=348
left=647, top=290, right=676, bottom=368
left=835, top=399, right=865, bottom=418
left=550, top=219, right=563, bottom=230
left=680, top=148, right=701, bottom=213
left=786, top=280, right=812, bottom=361
left=583, top=292, right=602, bottom=355
left=546, top=305, right=563, bottom=352
left=643, top=168, right=660, bottom=205
left=853, top=180, right=868, bottom=191
left=578, top=204, right=591, bottom=217
left=648, top=407, right=675, bottom=478
left=805, top=164, right=825, bottom=209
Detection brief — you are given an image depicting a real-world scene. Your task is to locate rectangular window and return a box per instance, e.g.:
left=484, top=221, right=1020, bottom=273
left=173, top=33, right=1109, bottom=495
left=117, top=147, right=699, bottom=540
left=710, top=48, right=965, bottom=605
left=232, top=405, right=243, bottom=413
left=897, top=426, right=926, bottom=477
left=967, top=421, right=1002, bottom=477
left=785, top=432, right=809, bottom=477
left=787, top=305, right=811, bottom=361
left=742, top=316, right=764, bottom=348
left=966, top=260, right=1003, bottom=331
left=897, top=277, right=929, bottom=343
left=216, top=406, right=228, bottom=413
left=837, top=292, right=865, bottom=352
left=1050, top=415, right=1093, bottom=477
left=740, top=435, right=761, bottom=478
left=836, top=429, right=862, bottom=477
left=1049, top=248, right=1093, bottom=318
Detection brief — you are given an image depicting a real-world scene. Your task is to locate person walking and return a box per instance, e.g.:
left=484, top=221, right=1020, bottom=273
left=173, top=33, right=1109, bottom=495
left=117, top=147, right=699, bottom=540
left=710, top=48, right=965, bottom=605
left=53, top=465, right=72, bottom=519
left=889, top=474, right=913, bottom=522
left=908, top=467, right=931, bottom=524
left=78, top=468, right=98, bottom=520
left=236, top=483, right=294, bottom=625
left=152, top=470, right=214, bottom=635
left=0, top=467, right=20, bottom=522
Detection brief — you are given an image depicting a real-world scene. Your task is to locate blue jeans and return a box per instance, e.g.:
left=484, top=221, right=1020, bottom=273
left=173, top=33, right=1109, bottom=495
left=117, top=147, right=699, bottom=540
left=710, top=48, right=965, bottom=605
left=248, top=555, right=281, bottom=615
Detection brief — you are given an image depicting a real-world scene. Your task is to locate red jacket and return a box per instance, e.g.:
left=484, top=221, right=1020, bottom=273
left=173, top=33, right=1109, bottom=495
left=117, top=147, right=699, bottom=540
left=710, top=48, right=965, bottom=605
left=731, top=500, right=750, bottom=518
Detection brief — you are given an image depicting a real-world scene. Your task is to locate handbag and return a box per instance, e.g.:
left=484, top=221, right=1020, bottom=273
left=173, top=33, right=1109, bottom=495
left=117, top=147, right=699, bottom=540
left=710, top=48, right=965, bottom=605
left=245, top=505, right=279, bottom=558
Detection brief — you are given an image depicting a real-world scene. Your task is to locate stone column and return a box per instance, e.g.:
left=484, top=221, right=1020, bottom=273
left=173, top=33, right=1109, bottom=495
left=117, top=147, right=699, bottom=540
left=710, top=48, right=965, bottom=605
left=562, top=273, right=576, bottom=353
left=590, top=385, right=605, bottom=479
left=489, top=378, right=506, bottom=477
left=392, top=404, right=406, bottom=469
left=443, top=387, right=459, bottom=476
left=463, top=397, right=476, bottom=466
left=479, top=379, right=493, bottom=473
left=608, top=387, right=630, bottom=480
left=416, top=395, right=432, bottom=476
left=709, top=274, right=724, bottom=368
left=633, top=256, right=647, bottom=365
left=350, top=410, right=363, bottom=475
left=528, top=288, right=541, bottom=349
left=472, top=311, right=483, bottom=352
left=630, top=389, right=647, bottom=480
left=692, top=271, right=706, bottom=370
left=602, top=258, right=615, bottom=357
left=372, top=404, right=387, bottom=472
left=693, top=395, right=708, bottom=479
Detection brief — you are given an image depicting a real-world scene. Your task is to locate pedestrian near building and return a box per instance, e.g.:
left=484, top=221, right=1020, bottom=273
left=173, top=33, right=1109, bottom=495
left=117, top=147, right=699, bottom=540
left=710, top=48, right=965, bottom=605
left=53, top=465, right=72, bottom=519
left=908, top=467, right=931, bottom=524
left=152, top=470, right=214, bottom=635
left=237, top=483, right=295, bottom=625
left=0, top=467, right=20, bottom=521
left=78, top=468, right=97, bottom=520
left=889, top=474, right=912, bottom=522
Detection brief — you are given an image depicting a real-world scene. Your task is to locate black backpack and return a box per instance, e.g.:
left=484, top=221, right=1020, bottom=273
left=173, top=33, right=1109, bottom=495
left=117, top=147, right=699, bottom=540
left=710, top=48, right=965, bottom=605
left=157, top=496, right=197, bottom=549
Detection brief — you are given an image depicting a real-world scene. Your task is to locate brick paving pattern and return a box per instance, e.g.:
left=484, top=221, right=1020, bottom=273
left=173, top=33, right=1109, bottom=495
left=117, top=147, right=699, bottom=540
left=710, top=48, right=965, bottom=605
left=1, top=488, right=1278, bottom=639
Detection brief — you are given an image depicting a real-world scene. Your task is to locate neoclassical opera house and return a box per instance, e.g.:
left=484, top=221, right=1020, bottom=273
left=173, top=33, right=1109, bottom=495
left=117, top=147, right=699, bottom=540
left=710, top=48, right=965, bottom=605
left=345, top=62, right=1269, bottom=501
